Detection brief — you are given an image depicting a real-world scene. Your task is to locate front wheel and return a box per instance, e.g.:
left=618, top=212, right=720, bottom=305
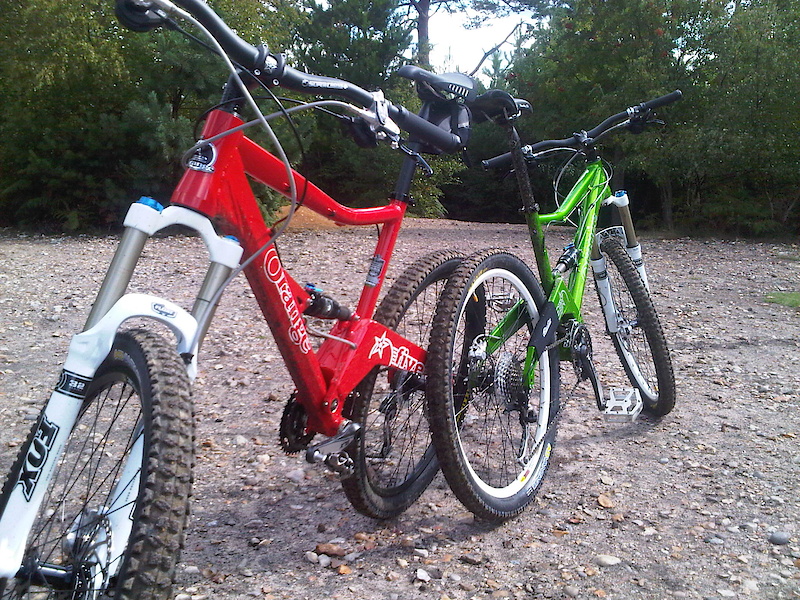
left=427, top=250, right=561, bottom=522
left=341, top=250, right=463, bottom=519
left=597, top=238, right=675, bottom=416
left=0, top=329, right=194, bottom=600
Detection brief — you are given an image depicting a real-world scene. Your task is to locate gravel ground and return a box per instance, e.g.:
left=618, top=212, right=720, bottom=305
left=0, top=218, right=799, bottom=600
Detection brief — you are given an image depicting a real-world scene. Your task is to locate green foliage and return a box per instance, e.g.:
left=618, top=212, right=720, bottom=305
left=290, top=0, right=458, bottom=217
left=0, top=0, right=299, bottom=231
left=490, top=0, right=800, bottom=235
left=5, top=0, right=800, bottom=236
left=765, top=292, right=800, bottom=309
left=295, top=0, right=412, bottom=86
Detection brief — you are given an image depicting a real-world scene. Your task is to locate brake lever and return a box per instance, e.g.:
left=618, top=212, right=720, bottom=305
left=627, top=116, right=665, bottom=134
left=399, top=144, right=434, bottom=177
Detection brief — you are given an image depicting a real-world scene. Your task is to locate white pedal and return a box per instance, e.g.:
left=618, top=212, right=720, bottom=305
left=602, top=388, right=643, bottom=422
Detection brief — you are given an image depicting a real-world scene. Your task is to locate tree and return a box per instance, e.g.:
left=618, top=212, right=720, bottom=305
left=0, top=0, right=299, bottom=230
left=292, top=0, right=458, bottom=216
left=296, top=0, right=412, bottom=86
left=402, top=0, right=530, bottom=67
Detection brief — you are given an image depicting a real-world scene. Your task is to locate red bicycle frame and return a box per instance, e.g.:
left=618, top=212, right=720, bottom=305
left=171, top=108, right=423, bottom=437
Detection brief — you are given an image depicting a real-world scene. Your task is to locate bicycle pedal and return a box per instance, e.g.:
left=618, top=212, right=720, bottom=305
left=305, top=421, right=360, bottom=477
left=602, top=388, right=643, bottom=422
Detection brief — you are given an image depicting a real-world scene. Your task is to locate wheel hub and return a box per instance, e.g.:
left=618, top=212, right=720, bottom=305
left=65, top=507, right=113, bottom=599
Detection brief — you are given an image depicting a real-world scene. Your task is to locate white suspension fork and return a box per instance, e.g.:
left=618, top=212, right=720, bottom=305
left=602, top=190, right=650, bottom=291
left=0, top=294, right=198, bottom=579
left=591, top=255, right=620, bottom=334
left=0, top=199, right=243, bottom=580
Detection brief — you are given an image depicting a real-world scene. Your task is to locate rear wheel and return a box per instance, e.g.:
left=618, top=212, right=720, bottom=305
left=598, top=238, right=675, bottom=416
left=427, top=250, right=560, bottom=522
left=0, top=329, right=194, bottom=600
left=342, top=250, right=463, bottom=519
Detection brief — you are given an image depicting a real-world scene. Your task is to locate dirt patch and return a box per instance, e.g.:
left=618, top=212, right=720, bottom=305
left=0, top=222, right=798, bottom=600
left=274, top=205, right=339, bottom=229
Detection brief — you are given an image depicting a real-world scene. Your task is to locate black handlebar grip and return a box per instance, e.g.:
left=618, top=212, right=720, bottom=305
left=642, top=89, right=682, bottom=110
left=389, top=106, right=463, bottom=154
left=481, top=152, right=513, bottom=170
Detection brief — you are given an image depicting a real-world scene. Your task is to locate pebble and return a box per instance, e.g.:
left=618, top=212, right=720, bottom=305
left=315, top=543, right=346, bottom=557
left=564, top=585, right=580, bottom=597
left=742, top=580, right=759, bottom=593
left=416, top=568, right=431, bottom=582
left=769, top=531, right=792, bottom=545
left=318, top=554, right=332, bottom=568
left=286, top=469, right=306, bottom=484
left=413, top=548, right=429, bottom=558
left=305, top=551, right=319, bottom=564
left=460, top=553, right=484, bottom=565
left=595, top=554, right=622, bottom=567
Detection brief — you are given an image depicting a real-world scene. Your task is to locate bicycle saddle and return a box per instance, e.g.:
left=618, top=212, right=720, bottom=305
left=398, top=65, right=478, bottom=103
left=470, top=89, right=532, bottom=124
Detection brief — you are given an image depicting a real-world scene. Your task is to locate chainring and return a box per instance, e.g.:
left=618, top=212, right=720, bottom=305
left=279, top=395, right=315, bottom=453
left=569, top=322, right=595, bottom=381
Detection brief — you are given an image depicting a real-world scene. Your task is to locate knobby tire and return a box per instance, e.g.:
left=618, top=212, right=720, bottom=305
left=0, top=329, right=194, bottom=600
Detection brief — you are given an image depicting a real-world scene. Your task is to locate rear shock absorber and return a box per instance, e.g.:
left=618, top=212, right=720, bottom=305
left=303, top=283, right=352, bottom=321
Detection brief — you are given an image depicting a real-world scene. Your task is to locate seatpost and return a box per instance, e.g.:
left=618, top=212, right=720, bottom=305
left=392, top=142, right=423, bottom=203
left=507, top=125, right=538, bottom=214
left=506, top=123, right=555, bottom=294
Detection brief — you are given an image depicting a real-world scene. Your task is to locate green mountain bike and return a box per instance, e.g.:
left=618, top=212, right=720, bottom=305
left=426, top=91, right=681, bottom=521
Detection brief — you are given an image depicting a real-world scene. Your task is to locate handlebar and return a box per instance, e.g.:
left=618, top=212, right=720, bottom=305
left=481, top=90, right=683, bottom=170
left=115, top=0, right=463, bottom=153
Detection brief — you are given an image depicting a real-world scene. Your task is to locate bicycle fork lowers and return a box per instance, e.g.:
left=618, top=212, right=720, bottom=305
left=0, top=197, right=243, bottom=579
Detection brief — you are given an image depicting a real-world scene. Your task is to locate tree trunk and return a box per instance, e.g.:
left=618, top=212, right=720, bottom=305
left=660, top=178, right=674, bottom=231
left=416, top=0, right=431, bottom=67
left=610, top=146, right=625, bottom=191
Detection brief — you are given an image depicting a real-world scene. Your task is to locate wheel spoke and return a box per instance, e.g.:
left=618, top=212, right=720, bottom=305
left=427, top=252, right=560, bottom=521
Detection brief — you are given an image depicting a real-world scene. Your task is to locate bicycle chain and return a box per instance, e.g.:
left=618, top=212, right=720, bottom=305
left=515, top=332, right=589, bottom=467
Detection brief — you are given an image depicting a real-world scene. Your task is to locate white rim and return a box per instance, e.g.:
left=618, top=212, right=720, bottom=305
left=453, top=268, right=552, bottom=499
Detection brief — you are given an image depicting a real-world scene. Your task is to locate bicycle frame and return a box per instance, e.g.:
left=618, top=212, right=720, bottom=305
left=488, top=157, right=651, bottom=386
left=171, top=108, right=426, bottom=437
left=0, top=106, right=427, bottom=579
left=527, top=158, right=611, bottom=322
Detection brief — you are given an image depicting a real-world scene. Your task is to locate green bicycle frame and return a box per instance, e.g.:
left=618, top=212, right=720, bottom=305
left=487, top=158, right=611, bottom=386
left=528, top=158, right=610, bottom=319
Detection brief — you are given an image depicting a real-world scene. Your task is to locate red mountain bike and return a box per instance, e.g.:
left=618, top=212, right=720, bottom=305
left=0, top=1, right=519, bottom=598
